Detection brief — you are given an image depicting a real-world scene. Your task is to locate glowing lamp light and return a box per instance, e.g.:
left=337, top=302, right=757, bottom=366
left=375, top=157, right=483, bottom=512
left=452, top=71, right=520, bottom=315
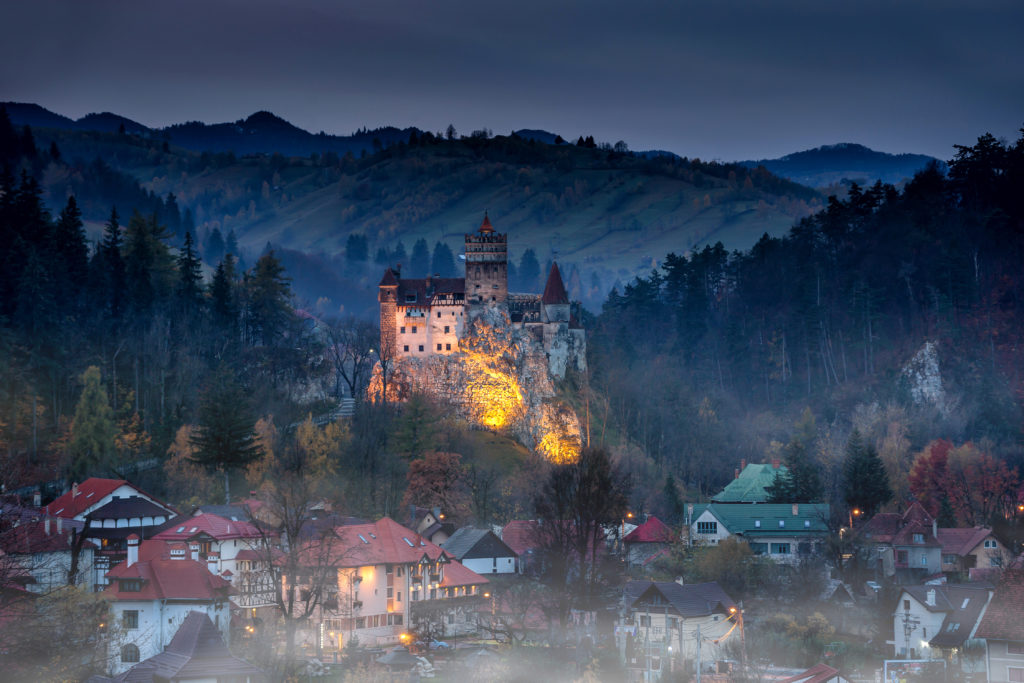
left=483, top=591, right=491, bottom=598
left=729, top=607, right=737, bottom=614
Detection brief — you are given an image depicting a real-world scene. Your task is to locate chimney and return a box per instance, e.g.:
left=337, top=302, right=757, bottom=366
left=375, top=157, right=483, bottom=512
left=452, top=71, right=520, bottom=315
left=56, top=518, right=62, bottom=534
left=932, top=519, right=937, bottom=538
left=926, top=589, right=936, bottom=607
left=33, top=490, right=41, bottom=507
left=126, top=534, right=140, bottom=568
left=734, top=468, right=740, bottom=480
left=740, top=459, right=746, bottom=472
left=772, top=458, right=780, bottom=469
left=44, top=518, right=51, bottom=535
left=792, top=503, right=799, bottom=516
left=190, top=543, right=200, bottom=562
left=72, top=482, right=79, bottom=497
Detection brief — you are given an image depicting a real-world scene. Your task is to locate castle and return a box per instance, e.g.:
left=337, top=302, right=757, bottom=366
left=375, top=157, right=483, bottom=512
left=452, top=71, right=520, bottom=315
left=377, top=214, right=586, bottom=378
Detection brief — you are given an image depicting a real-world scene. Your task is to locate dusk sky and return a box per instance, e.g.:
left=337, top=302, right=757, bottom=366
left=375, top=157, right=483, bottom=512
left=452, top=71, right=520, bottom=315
left=3, top=0, right=1022, bottom=162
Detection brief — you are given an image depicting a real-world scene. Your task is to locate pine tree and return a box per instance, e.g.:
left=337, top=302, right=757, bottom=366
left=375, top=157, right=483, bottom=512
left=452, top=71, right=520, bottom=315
left=431, top=241, right=456, bottom=277
left=189, top=367, right=262, bottom=503
left=767, top=408, right=823, bottom=503
left=246, top=251, right=293, bottom=347
left=174, top=231, right=204, bottom=316
left=54, top=196, right=89, bottom=294
left=410, top=238, right=430, bottom=276
left=99, top=208, right=127, bottom=321
left=67, top=366, right=117, bottom=481
left=842, top=429, right=892, bottom=516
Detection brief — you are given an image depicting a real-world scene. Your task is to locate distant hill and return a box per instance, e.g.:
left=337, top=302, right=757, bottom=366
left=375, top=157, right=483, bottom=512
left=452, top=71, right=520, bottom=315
left=739, top=142, right=943, bottom=188
left=9, top=103, right=826, bottom=312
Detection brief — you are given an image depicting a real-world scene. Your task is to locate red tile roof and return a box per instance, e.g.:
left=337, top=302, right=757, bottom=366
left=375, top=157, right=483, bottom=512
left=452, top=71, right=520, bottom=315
left=624, top=516, right=675, bottom=544
left=891, top=521, right=941, bottom=547
left=0, top=520, right=96, bottom=554
left=541, top=262, right=569, bottom=305
left=379, top=267, right=399, bottom=287
left=975, top=569, right=1024, bottom=642
left=105, top=552, right=234, bottom=601
left=500, top=520, right=540, bottom=556
left=439, top=559, right=488, bottom=589
left=478, top=214, right=494, bottom=234
left=936, top=527, right=993, bottom=556
left=151, top=513, right=266, bottom=542
left=45, top=478, right=127, bottom=518
left=323, top=517, right=453, bottom=567
left=778, top=663, right=842, bottom=683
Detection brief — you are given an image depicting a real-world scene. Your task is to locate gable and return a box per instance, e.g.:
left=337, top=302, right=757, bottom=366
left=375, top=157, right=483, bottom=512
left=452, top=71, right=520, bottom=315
left=461, top=532, right=517, bottom=560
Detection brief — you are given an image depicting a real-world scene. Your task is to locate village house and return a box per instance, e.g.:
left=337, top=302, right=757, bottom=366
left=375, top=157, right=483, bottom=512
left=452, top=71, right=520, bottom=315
left=711, top=460, right=790, bottom=503
left=975, top=570, right=1024, bottom=683
left=86, top=610, right=264, bottom=683
left=0, top=516, right=96, bottom=592
left=622, top=515, right=675, bottom=569
left=294, top=517, right=489, bottom=655
left=45, top=478, right=178, bottom=590
left=890, top=583, right=992, bottom=663
left=103, top=535, right=235, bottom=675
left=685, top=502, right=830, bottom=564
left=616, top=580, right=739, bottom=680
left=441, top=527, right=518, bottom=575
left=936, top=526, right=1010, bottom=577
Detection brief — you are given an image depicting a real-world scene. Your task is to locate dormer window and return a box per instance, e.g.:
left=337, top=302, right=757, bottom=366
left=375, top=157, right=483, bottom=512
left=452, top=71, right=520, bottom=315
left=121, top=579, right=142, bottom=592
left=913, top=533, right=924, bottom=544
left=405, top=293, right=417, bottom=303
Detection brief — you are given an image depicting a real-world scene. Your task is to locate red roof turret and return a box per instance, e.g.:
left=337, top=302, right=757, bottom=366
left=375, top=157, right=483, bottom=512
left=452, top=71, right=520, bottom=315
left=541, top=262, right=569, bottom=305
left=478, top=213, right=494, bottom=234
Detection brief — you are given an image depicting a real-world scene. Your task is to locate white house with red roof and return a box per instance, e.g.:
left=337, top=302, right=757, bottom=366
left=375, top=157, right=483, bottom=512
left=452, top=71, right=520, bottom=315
left=103, top=534, right=235, bottom=674
left=45, top=478, right=178, bottom=591
left=297, top=517, right=489, bottom=653
left=0, top=517, right=97, bottom=592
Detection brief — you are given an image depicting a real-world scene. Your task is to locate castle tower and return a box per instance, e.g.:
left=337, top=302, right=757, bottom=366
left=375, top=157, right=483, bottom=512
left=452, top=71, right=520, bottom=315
left=541, top=261, right=570, bottom=323
left=378, top=266, right=400, bottom=357
left=464, top=213, right=508, bottom=304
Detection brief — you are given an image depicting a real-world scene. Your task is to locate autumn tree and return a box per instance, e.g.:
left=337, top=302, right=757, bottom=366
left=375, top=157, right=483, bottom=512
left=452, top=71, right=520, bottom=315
left=402, top=451, right=468, bottom=518
left=66, top=366, right=117, bottom=481
left=909, top=440, right=1019, bottom=525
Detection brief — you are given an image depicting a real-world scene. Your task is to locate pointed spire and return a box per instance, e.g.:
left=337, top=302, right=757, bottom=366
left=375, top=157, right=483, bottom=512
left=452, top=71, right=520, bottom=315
left=542, top=262, right=569, bottom=304
left=479, top=212, right=494, bottom=234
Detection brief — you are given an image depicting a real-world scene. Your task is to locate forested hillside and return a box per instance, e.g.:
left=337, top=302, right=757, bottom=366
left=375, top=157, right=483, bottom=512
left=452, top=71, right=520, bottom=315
left=591, top=130, right=1024, bottom=521
left=5, top=105, right=822, bottom=313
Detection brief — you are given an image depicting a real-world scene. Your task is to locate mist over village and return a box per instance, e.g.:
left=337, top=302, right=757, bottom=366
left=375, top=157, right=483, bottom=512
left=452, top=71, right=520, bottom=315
left=2, top=2, right=1024, bottom=682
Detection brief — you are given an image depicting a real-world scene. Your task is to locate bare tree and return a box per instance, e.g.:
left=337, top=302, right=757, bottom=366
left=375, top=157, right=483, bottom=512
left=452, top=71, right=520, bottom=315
left=323, top=315, right=378, bottom=400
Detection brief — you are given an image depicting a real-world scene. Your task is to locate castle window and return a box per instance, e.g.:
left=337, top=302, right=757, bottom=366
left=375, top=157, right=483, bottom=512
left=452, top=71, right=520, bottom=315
left=444, top=326, right=450, bottom=333
left=437, top=344, right=442, bottom=351
left=400, top=326, right=405, bottom=334
left=418, top=345, right=424, bottom=352
left=403, top=345, right=409, bottom=352
left=405, top=294, right=416, bottom=303
left=437, top=312, right=440, bottom=318
left=446, top=344, right=451, bottom=350
left=412, top=326, right=417, bottom=334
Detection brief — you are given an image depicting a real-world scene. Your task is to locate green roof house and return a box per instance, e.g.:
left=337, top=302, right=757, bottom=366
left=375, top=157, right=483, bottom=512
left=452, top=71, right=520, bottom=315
left=712, top=461, right=789, bottom=503
left=684, top=502, right=830, bottom=564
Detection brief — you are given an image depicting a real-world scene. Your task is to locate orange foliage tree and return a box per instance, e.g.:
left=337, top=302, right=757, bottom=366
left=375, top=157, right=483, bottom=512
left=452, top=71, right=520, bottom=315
left=909, top=439, right=1019, bottom=525
left=402, top=451, right=468, bottom=520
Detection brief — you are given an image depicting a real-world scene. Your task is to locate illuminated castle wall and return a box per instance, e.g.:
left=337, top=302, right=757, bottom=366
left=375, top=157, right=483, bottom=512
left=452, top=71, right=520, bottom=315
left=377, top=215, right=585, bottom=379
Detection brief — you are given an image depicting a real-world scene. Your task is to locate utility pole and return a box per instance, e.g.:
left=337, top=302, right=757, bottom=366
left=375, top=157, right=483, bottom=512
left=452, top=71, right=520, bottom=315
left=695, top=624, right=702, bottom=683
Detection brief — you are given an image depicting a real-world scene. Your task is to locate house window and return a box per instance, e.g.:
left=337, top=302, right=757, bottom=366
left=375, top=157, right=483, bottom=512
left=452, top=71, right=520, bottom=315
left=897, top=550, right=909, bottom=565
left=122, top=610, right=139, bottom=629
left=639, top=615, right=651, bottom=627
left=750, top=543, right=767, bottom=555
left=1008, top=642, right=1024, bottom=655
left=779, top=520, right=785, bottom=528
left=447, top=613, right=454, bottom=624
left=121, top=644, right=140, bottom=663
left=418, top=345, right=424, bottom=352
left=903, top=600, right=911, bottom=611
left=1009, top=668, right=1024, bottom=683
left=394, top=614, right=403, bottom=625
left=913, top=533, right=924, bottom=544
left=943, top=554, right=957, bottom=564
left=387, top=587, right=393, bottom=598
left=355, top=617, right=366, bottom=629
left=991, top=555, right=1003, bottom=567
left=984, top=539, right=998, bottom=549
left=696, top=521, right=717, bottom=535
left=770, top=543, right=791, bottom=555
left=121, top=579, right=142, bottom=592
